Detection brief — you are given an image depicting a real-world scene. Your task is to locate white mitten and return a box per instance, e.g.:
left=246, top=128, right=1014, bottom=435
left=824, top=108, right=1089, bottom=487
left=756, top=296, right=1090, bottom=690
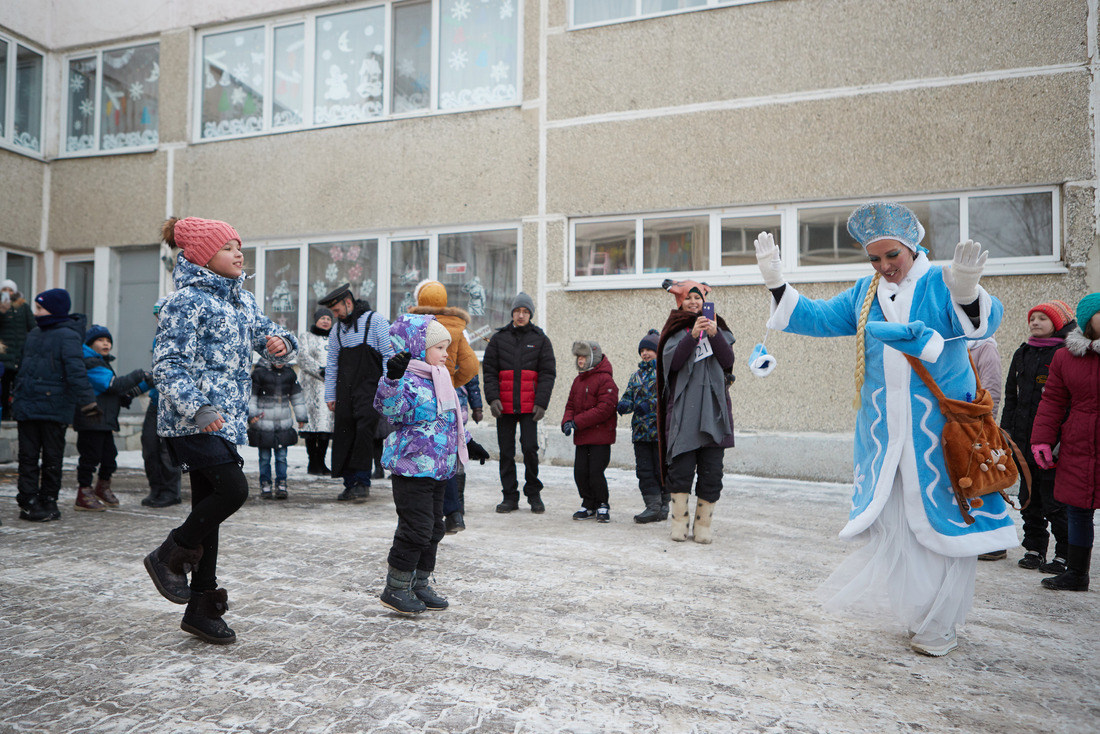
left=942, top=240, right=988, bottom=304
left=754, top=232, right=784, bottom=289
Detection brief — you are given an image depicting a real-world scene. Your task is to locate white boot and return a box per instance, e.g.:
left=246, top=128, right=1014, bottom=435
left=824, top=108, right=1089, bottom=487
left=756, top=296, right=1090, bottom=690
left=693, top=498, right=715, bottom=544
left=669, top=493, right=690, bottom=542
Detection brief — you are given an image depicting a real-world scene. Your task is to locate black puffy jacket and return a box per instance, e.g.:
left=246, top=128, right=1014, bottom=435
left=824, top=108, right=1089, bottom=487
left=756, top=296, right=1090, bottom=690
left=13, top=315, right=97, bottom=424
left=482, top=323, right=556, bottom=414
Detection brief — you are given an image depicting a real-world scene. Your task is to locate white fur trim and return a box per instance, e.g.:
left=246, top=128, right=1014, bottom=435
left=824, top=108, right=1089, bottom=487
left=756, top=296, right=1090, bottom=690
left=917, top=330, right=945, bottom=363
left=765, top=285, right=798, bottom=331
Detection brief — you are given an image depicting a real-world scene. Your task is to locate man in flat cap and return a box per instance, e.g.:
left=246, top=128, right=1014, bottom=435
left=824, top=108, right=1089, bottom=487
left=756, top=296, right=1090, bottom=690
left=319, top=283, right=394, bottom=502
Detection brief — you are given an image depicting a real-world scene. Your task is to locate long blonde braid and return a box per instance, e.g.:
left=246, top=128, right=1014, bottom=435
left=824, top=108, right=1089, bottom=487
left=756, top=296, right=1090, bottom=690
left=853, top=272, right=881, bottom=409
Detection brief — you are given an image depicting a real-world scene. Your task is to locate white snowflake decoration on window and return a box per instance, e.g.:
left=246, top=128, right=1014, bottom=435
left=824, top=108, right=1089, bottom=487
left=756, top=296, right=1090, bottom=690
left=79, top=98, right=94, bottom=117
left=129, top=81, right=144, bottom=100
left=451, top=0, right=472, bottom=20
left=448, top=49, right=469, bottom=70
left=233, top=62, right=251, bottom=82
left=490, top=61, right=509, bottom=83
left=69, top=73, right=85, bottom=93
left=231, top=86, right=247, bottom=106
left=312, top=280, right=329, bottom=298
left=500, top=0, right=515, bottom=20
left=325, top=263, right=339, bottom=281
left=398, top=58, right=416, bottom=78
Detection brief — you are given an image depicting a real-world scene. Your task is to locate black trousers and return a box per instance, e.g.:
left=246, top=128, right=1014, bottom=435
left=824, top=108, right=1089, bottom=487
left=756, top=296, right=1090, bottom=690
left=76, top=430, right=118, bottom=488
left=1019, top=457, right=1068, bottom=559
left=574, top=444, right=611, bottom=510
left=634, top=441, right=662, bottom=497
left=496, top=412, right=541, bottom=498
left=174, top=461, right=249, bottom=592
left=16, top=420, right=67, bottom=507
left=142, top=401, right=181, bottom=500
left=667, top=446, right=725, bottom=503
left=2, top=368, right=18, bottom=420
left=388, top=475, right=446, bottom=573
left=303, top=432, right=331, bottom=468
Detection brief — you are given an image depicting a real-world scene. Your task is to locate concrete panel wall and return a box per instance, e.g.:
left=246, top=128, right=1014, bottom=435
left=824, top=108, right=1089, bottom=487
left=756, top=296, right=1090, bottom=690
left=0, top=149, right=45, bottom=250
left=547, top=0, right=1086, bottom=119
left=174, top=109, right=538, bottom=240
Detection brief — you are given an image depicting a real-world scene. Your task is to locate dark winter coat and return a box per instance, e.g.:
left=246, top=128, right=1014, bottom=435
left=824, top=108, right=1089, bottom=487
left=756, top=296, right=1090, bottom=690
left=13, top=315, right=97, bottom=424
left=1031, top=329, right=1100, bottom=509
left=0, top=297, right=35, bottom=370
left=248, top=361, right=309, bottom=449
left=1000, top=327, right=1073, bottom=452
left=618, top=358, right=658, bottom=443
left=74, top=344, right=151, bottom=432
left=483, top=322, right=556, bottom=414
left=562, top=346, right=618, bottom=446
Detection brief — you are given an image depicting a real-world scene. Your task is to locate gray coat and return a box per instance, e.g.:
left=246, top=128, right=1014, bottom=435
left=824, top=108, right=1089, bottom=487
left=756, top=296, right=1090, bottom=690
left=297, top=329, right=334, bottom=434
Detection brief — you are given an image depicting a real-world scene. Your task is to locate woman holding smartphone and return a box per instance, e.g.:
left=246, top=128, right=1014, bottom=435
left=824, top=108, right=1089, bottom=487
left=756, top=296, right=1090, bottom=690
left=655, top=279, right=735, bottom=544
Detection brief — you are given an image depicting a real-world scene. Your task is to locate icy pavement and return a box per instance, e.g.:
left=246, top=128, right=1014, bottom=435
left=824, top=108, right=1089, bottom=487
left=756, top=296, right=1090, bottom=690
left=1, top=449, right=1097, bottom=733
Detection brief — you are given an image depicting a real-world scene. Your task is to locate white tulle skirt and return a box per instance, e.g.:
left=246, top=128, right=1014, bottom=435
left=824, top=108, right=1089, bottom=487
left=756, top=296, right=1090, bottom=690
left=816, top=472, right=977, bottom=636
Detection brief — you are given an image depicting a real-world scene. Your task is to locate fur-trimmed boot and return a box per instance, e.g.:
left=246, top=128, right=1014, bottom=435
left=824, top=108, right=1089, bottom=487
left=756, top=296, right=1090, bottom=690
left=180, top=589, right=236, bottom=644
left=669, top=493, right=691, bottom=542
left=412, top=570, right=449, bottom=610
left=74, top=485, right=106, bottom=512
left=144, top=532, right=203, bottom=604
left=633, top=494, right=663, bottom=524
left=1041, top=544, right=1091, bottom=591
left=693, top=498, right=716, bottom=544
left=380, top=566, right=427, bottom=615
left=94, top=477, right=119, bottom=507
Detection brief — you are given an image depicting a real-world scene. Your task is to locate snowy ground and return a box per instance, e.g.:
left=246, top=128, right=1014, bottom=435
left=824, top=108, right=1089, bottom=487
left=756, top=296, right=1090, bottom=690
left=1, top=450, right=1097, bottom=733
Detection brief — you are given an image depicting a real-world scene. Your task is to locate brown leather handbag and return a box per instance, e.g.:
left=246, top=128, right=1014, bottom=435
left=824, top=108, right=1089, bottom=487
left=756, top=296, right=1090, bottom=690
left=905, top=354, right=1030, bottom=525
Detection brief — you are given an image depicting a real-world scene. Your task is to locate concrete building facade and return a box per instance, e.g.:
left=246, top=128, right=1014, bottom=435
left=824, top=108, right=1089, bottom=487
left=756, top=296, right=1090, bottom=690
left=0, top=0, right=1096, bottom=477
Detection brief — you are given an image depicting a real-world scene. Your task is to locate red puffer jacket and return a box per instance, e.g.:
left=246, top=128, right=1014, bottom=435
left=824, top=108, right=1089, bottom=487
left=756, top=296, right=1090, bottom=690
left=562, top=354, right=618, bottom=446
left=1031, top=330, right=1100, bottom=509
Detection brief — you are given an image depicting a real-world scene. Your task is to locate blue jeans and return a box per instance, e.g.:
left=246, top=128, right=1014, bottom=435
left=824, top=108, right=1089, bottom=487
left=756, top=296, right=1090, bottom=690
left=342, top=469, right=372, bottom=489
left=1067, top=505, right=1096, bottom=548
left=258, top=446, right=288, bottom=485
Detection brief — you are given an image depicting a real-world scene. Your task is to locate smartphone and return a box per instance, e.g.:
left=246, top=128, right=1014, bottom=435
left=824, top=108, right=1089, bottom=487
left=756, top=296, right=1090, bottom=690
left=702, top=302, right=715, bottom=321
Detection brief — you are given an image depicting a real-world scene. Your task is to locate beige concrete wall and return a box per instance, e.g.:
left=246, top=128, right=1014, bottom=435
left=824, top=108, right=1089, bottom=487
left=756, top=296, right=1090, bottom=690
left=173, top=108, right=539, bottom=240
left=547, top=0, right=1086, bottom=119
left=0, top=149, right=45, bottom=250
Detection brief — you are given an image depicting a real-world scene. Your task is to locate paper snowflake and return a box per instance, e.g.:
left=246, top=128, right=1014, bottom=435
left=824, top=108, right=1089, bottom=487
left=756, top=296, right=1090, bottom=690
left=451, top=0, right=472, bottom=20
left=231, top=86, right=247, bottom=106
left=312, top=280, right=329, bottom=298
left=325, top=263, right=339, bottom=281
left=69, top=73, right=85, bottom=93
left=79, top=98, right=94, bottom=117
left=347, top=264, right=363, bottom=281
left=490, top=61, right=509, bottom=83
left=233, top=62, right=251, bottom=82
left=448, top=49, right=469, bottom=70
left=129, top=81, right=144, bottom=100
left=500, top=0, right=514, bottom=19
left=329, top=245, right=345, bottom=262
left=346, top=244, right=361, bottom=261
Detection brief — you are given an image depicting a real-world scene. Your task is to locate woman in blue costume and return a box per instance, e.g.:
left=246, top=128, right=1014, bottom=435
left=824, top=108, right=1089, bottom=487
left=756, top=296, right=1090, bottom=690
left=753, top=201, right=1017, bottom=657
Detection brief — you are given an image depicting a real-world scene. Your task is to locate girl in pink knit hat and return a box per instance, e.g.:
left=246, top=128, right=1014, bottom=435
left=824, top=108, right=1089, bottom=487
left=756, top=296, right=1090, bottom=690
left=144, top=216, right=299, bottom=645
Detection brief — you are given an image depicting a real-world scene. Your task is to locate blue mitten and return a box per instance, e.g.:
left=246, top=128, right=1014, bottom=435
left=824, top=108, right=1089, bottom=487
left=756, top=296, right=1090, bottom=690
left=864, top=320, right=940, bottom=359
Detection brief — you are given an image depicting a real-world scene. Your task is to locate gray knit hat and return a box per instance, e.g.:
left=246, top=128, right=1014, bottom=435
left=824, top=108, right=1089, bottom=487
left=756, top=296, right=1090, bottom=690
left=511, top=291, right=535, bottom=317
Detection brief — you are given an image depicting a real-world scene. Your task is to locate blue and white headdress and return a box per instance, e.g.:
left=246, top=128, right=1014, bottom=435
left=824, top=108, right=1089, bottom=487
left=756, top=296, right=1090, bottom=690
left=846, top=201, right=926, bottom=254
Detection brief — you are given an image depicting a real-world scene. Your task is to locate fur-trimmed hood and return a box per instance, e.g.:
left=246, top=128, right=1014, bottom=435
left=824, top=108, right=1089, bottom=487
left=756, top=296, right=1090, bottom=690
left=1064, top=328, right=1100, bottom=356
left=572, top=340, right=604, bottom=372
left=407, top=304, right=471, bottom=326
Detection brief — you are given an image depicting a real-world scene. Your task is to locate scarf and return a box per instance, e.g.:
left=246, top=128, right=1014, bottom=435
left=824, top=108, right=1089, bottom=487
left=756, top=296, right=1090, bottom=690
left=310, top=324, right=331, bottom=338
left=1027, top=336, right=1064, bottom=348
left=35, top=313, right=71, bottom=328
left=406, top=358, right=469, bottom=466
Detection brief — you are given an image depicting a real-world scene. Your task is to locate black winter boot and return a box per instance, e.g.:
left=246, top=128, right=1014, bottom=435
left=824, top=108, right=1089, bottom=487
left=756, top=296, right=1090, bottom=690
left=634, top=494, right=663, bottom=523
left=659, top=491, right=670, bottom=521
left=413, top=570, right=449, bottom=610
left=496, top=494, right=520, bottom=513
left=445, top=511, right=465, bottom=534
left=1041, top=544, right=1091, bottom=591
left=380, top=566, right=427, bottom=615
left=180, top=589, right=237, bottom=644
left=144, top=532, right=203, bottom=604
left=18, top=497, right=51, bottom=522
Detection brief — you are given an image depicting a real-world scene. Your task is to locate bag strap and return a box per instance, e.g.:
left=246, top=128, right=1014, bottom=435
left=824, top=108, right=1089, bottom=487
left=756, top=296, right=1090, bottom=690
left=903, top=352, right=982, bottom=408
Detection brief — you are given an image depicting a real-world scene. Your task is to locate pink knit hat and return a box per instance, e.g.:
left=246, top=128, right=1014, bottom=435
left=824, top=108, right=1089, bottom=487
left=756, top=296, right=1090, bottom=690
left=173, top=217, right=241, bottom=266
left=1027, top=300, right=1073, bottom=332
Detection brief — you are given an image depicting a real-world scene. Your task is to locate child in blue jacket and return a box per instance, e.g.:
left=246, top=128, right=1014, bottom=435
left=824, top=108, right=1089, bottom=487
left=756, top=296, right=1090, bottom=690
left=73, top=324, right=152, bottom=511
left=617, top=329, right=666, bottom=523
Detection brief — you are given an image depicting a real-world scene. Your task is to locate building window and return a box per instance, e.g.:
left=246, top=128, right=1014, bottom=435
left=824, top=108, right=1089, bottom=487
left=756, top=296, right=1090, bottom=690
left=570, top=187, right=1061, bottom=287
left=308, top=239, right=379, bottom=320
left=3, top=251, right=33, bottom=294
left=64, top=260, right=95, bottom=317
left=264, top=248, right=301, bottom=333
left=0, top=35, right=45, bottom=154
left=570, top=0, right=764, bottom=28
left=438, top=229, right=517, bottom=336
left=196, top=0, right=521, bottom=141
left=64, top=42, right=159, bottom=154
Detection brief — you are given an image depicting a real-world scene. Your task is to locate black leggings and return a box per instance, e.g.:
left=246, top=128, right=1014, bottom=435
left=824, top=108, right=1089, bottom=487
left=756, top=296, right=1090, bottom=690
left=173, top=461, right=249, bottom=592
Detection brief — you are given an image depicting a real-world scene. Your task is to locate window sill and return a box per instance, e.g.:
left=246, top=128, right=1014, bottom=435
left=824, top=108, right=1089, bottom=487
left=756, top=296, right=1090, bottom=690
left=54, top=146, right=159, bottom=160
left=0, top=140, right=46, bottom=161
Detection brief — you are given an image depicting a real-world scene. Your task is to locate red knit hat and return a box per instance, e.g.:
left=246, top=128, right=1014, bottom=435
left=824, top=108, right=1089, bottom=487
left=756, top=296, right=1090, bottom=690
left=663, top=279, right=711, bottom=308
left=174, top=217, right=241, bottom=266
left=1027, top=300, right=1073, bottom=332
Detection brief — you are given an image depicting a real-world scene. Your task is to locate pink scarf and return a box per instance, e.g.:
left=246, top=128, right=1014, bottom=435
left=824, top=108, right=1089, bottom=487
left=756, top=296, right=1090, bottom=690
left=406, top=359, right=469, bottom=466
left=1027, top=336, right=1064, bottom=348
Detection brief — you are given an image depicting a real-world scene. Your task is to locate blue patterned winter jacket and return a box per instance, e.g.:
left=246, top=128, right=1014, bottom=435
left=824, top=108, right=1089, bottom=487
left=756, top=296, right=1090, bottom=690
left=375, top=314, right=470, bottom=480
left=618, top=358, right=658, bottom=443
left=153, top=255, right=297, bottom=445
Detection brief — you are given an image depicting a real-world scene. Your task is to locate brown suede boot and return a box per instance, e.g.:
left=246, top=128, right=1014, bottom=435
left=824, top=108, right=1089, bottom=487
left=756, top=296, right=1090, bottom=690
left=74, top=485, right=106, bottom=512
left=94, top=478, right=119, bottom=507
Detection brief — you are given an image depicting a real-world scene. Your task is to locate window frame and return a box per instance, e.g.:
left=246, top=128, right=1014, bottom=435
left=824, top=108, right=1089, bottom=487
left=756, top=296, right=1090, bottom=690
left=58, top=38, right=161, bottom=158
left=568, top=0, right=772, bottom=30
left=192, top=0, right=523, bottom=144
left=0, top=32, right=46, bottom=159
left=567, top=186, right=1064, bottom=291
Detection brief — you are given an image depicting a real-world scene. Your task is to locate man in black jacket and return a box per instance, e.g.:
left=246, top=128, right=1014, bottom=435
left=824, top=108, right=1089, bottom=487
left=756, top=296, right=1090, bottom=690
left=482, top=292, right=556, bottom=514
